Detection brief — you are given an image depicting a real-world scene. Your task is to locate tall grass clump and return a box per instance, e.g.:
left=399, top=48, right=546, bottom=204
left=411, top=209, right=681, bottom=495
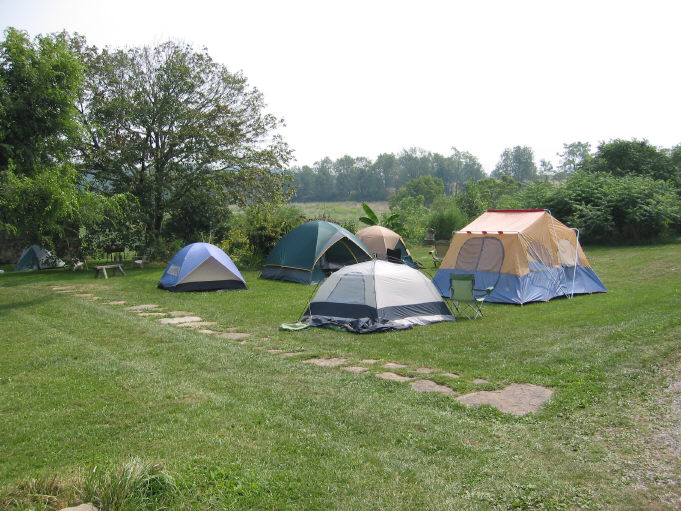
left=81, top=458, right=178, bottom=511
left=0, top=472, right=70, bottom=511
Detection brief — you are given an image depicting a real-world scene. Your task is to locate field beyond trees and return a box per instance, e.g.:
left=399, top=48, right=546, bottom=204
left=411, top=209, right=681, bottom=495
left=1, top=244, right=680, bottom=510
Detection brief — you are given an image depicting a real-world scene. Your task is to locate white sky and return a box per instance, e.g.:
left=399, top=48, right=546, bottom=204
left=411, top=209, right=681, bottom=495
left=2, top=0, right=680, bottom=172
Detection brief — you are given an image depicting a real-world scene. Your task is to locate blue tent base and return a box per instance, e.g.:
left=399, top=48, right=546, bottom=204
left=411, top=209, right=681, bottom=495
left=159, top=280, right=247, bottom=292
left=433, top=266, right=607, bottom=304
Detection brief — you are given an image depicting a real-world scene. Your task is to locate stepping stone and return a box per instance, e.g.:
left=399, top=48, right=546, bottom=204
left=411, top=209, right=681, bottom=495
left=125, top=304, right=161, bottom=311
left=411, top=380, right=454, bottom=395
left=59, top=504, right=97, bottom=511
left=158, top=316, right=202, bottom=325
left=176, top=321, right=218, bottom=328
left=280, top=352, right=306, bottom=357
left=103, top=301, right=126, bottom=305
left=74, top=294, right=99, bottom=299
left=56, top=290, right=76, bottom=293
left=360, top=359, right=379, bottom=364
left=138, top=312, right=167, bottom=317
left=416, top=367, right=435, bottom=374
left=457, top=383, right=554, bottom=415
left=215, top=332, right=250, bottom=340
left=384, top=362, right=407, bottom=369
left=198, top=329, right=217, bottom=334
left=168, top=310, right=193, bottom=316
left=304, top=357, right=348, bottom=367
left=472, top=378, right=489, bottom=384
left=442, top=372, right=460, bottom=379
left=52, top=286, right=75, bottom=291
left=342, top=366, right=368, bottom=373
left=267, top=349, right=283, bottom=354
left=375, top=372, right=413, bottom=382
left=237, top=340, right=249, bottom=345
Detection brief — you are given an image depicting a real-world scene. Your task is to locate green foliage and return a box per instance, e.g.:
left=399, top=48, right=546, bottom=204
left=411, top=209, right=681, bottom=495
left=359, top=202, right=379, bottom=226
left=492, top=146, right=538, bottom=182
left=545, top=171, right=681, bottom=241
left=456, top=176, right=523, bottom=219
left=390, top=175, right=445, bottom=208
left=426, top=196, right=467, bottom=240
left=388, top=195, right=429, bottom=243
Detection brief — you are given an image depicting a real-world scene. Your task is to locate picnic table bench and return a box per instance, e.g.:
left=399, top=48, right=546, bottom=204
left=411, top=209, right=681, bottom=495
left=94, top=264, right=126, bottom=279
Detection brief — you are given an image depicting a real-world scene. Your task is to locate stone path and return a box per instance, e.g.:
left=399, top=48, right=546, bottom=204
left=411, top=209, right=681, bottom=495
left=57, top=287, right=553, bottom=415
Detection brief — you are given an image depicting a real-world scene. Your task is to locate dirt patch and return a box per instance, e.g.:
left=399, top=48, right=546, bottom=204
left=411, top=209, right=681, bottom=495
left=457, top=383, right=553, bottom=415
left=343, top=366, right=368, bottom=373
left=304, top=357, right=348, bottom=367
left=375, top=372, right=413, bottom=382
left=215, top=332, right=250, bottom=340
left=125, top=304, right=161, bottom=311
left=411, top=380, right=455, bottom=395
left=158, top=316, right=202, bottom=324
left=384, top=362, right=407, bottom=369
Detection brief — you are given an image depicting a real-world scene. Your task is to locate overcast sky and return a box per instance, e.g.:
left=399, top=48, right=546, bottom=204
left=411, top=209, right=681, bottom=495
left=2, top=0, right=680, bottom=172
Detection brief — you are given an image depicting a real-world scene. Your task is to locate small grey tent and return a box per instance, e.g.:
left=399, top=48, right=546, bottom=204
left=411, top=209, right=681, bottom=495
left=15, top=245, right=65, bottom=271
left=301, top=259, right=454, bottom=333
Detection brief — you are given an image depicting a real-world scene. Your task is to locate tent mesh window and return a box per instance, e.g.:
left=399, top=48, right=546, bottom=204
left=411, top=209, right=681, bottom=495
left=326, top=273, right=367, bottom=305
left=526, top=241, right=554, bottom=272
left=455, top=237, right=504, bottom=273
left=557, top=238, right=580, bottom=266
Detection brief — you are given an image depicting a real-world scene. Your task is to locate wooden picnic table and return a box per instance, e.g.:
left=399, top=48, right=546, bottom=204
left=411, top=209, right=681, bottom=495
left=94, top=264, right=126, bottom=279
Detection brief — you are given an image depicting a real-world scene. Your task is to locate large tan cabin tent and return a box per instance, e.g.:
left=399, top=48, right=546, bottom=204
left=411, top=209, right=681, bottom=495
left=431, top=210, right=607, bottom=304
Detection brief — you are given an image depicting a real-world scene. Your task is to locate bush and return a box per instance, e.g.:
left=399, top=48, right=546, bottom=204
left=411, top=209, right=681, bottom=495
left=427, top=196, right=467, bottom=240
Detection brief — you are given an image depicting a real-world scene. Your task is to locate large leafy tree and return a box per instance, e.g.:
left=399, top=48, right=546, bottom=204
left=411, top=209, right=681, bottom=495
left=492, top=146, right=538, bottom=182
left=73, top=38, right=293, bottom=245
left=557, top=141, right=592, bottom=177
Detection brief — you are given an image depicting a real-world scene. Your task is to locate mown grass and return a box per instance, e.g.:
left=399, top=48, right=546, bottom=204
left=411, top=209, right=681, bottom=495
left=1, top=244, right=680, bottom=510
left=292, top=201, right=390, bottom=224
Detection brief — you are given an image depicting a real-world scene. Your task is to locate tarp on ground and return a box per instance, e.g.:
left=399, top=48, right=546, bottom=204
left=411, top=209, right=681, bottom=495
left=431, top=209, right=607, bottom=304
left=301, top=259, right=454, bottom=333
left=261, top=220, right=372, bottom=284
left=159, top=242, right=246, bottom=292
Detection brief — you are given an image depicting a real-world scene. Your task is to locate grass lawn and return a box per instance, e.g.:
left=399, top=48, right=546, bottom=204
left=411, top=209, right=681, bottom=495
left=292, top=201, right=390, bottom=225
left=1, top=244, right=680, bottom=510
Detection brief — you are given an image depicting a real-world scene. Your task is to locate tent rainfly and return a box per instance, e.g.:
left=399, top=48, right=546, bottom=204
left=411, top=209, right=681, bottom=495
left=431, top=209, right=607, bottom=304
left=261, top=220, right=372, bottom=284
left=15, top=245, right=65, bottom=271
left=301, top=259, right=454, bottom=333
left=355, top=225, right=416, bottom=267
left=159, top=242, right=246, bottom=292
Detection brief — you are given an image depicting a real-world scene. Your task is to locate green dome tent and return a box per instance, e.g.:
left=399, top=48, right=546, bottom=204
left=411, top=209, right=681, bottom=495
left=261, top=220, right=372, bottom=284
left=15, top=245, right=65, bottom=271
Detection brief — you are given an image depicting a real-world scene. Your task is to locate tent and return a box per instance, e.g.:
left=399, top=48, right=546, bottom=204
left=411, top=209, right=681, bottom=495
left=15, top=245, right=65, bottom=271
left=261, top=220, right=372, bottom=284
left=432, top=209, right=607, bottom=304
left=159, top=242, right=246, bottom=292
left=301, top=259, right=454, bottom=333
left=355, top=225, right=416, bottom=266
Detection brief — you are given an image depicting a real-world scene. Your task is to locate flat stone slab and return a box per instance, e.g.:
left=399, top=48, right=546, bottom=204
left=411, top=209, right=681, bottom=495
left=56, top=290, right=76, bottom=293
left=375, top=372, right=414, bottom=382
left=360, top=359, right=379, bottom=364
left=267, top=349, right=283, bottom=353
left=158, top=316, right=202, bottom=324
left=59, top=504, right=97, bottom=511
left=74, top=293, right=98, bottom=299
left=416, top=367, right=435, bottom=374
left=384, top=362, right=407, bottom=369
left=138, top=312, right=167, bottom=317
left=411, top=379, right=455, bottom=395
left=304, top=357, right=348, bottom=367
left=125, top=304, right=161, bottom=311
left=103, top=300, right=126, bottom=305
left=168, top=310, right=193, bottom=316
left=280, top=352, right=307, bottom=357
left=442, top=372, right=460, bottom=379
left=342, top=366, right=368, bottom=373
left=457, top=383, right=554, bottom=415
left=176, top=321, right=218, bottom=328
left=472, top=378, right=489, bottom=384
left=215, top=332, right=250, bottom=340
left=52, top=286, right=75, bottom=291
left=198, top=329, right=217, bottom=335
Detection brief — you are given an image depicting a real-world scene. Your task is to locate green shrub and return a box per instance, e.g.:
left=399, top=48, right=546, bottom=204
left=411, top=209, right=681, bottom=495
left=427, top=197, right=467, bottom=240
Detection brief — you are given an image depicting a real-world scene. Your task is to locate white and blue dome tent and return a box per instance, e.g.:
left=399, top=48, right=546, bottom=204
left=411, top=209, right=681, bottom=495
left=15, top=245, right=65, bottom=271
left=159, top=242, right=246, bottom=292
left=301, top=259, right=454, bottom=333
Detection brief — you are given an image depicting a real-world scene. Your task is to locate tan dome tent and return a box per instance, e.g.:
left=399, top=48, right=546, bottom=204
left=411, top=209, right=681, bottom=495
left=432, top=210, right=607, bottom=304
left=355, top=225, right=416, bottom=266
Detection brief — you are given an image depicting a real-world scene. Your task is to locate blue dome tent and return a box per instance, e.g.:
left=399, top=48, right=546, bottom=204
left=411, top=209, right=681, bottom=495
left=159, top=243, right=246, bottom=292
